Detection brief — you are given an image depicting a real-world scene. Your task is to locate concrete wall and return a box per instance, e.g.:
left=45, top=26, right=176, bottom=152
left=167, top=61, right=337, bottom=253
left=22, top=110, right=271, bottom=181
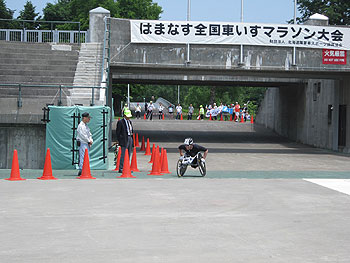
left=0, top=124, right=46, bottom=169
left=256, top=79, right=346, bottom=151
left=339, top=76, right=350, bottom=152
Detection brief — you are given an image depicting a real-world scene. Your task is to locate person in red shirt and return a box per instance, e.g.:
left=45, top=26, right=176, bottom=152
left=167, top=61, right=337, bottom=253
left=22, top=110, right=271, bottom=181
left=234, top=102, right=240, bottom=122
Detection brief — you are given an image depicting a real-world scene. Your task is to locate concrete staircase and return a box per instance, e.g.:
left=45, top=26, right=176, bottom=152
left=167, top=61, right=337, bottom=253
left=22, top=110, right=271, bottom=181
left=68, top=43, right=104, bottom=106
left=0, top=41, right=80, bottom=121
left=0, top=41, right=79, bottom=86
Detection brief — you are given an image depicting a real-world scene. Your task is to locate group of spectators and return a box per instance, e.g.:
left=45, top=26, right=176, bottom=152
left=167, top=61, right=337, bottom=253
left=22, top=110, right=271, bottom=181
left=205, top=102, right=251, bottom=122
left=123, top=101, right=251, bottom=122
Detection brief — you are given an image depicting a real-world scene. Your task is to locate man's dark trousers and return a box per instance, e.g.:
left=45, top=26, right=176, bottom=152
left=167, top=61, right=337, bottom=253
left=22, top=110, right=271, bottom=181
left=119, top=136, right=133, bottom=171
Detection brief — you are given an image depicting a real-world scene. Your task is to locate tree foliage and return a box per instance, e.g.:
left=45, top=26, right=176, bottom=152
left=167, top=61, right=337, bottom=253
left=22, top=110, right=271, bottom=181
left=113, top=84, right=266, bottom=116
left=42, top=0, right=72, bottom=23
left=0, top=0, right=14, bottom=28
left=42, top=0, right=162, bottom=30
left=115, top=0, right=162, bottom=20
left=296, top=0, right=350, bottom=25
left=17, top=1, right=39, bottom=29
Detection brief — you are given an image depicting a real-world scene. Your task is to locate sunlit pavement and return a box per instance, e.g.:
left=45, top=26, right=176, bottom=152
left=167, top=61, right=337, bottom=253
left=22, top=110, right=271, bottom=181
left=1, top=120, right=350, bottom=262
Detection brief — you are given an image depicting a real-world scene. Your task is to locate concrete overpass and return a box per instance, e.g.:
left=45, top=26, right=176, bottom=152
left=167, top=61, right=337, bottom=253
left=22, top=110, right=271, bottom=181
left=89, top=9, right=350, bottom=153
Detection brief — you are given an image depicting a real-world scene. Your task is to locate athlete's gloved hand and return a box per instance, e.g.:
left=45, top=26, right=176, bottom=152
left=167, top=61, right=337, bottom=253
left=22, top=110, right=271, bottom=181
left=201, top=158, right=205, bottom=163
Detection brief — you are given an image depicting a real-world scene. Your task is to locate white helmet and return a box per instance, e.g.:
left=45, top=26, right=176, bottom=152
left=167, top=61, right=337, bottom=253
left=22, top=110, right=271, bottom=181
left=184, top=138, right=193, bottom=146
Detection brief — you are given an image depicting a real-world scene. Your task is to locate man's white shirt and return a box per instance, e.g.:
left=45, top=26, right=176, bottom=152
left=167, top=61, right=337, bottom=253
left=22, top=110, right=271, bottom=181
left=77, top=121, right=93, bottom=144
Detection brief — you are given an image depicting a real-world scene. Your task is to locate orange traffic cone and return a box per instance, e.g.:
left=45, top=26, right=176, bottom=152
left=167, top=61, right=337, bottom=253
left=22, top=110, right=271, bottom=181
left=209, top=114, right=212, bottom=121
left=162, top=114, right=165, bottom=120
left=160, top=148, right=164, bottom=168
left=148, top=147, right=162, bottom=176
left=149, top=144, right=155, bottom=163
left=144, top=138, right=151, bottom=155
left=181, top=114, right=183, bottom=120
left=240, top=115, right=244, bottom=123
left=135, top=133, right=140, bottom=147
left=161, top=149, right=171, bottom=174
left=38, top=148, right=57, bottom=180
left=230, top=114, right=233, bottom=121
left=250, top=115, right=254, bottom=124
left=220, top=114, right=223, bottom=121
left=118, top=149, right=135, bottom=178
left=133, top=134, right=136, bottom=147
left=144, top=113, right=146, bottom=120
left=130, top=147, right=140, bottom=172
left=77, top=149, right=96, bottom=179
left=113, top=146, right=121, bottom=171
left=140, top=136, right=146, bottom=151
left=149, top=146, right=160, bottom=172
left=6, top=149, right=25, bottom=181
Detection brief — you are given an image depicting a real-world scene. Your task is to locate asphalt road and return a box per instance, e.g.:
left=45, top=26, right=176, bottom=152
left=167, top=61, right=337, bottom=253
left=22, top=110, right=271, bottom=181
left=1, top=119, right=350, bottom=262
left=122, top=119, right=350, bottom=173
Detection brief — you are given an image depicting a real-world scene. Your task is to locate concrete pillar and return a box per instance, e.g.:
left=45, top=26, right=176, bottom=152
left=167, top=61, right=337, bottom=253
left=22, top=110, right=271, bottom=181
left=332, top=81, right=340, bottom=151
left=89, top=7, right=110, bottom=43
left=304, top=13, right=329, bottom=26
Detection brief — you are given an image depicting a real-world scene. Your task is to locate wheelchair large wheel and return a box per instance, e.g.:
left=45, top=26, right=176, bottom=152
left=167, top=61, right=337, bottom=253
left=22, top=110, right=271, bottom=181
left=198, top=159, right=206, bottom=177
left=177, top=159, right=187, bottom=177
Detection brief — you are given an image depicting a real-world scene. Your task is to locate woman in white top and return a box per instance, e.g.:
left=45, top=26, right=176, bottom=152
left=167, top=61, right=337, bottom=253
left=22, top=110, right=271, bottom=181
left=135, top=103, right=141, bottom=119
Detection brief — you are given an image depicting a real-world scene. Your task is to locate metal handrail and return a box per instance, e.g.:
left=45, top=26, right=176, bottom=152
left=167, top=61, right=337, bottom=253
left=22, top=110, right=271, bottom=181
left=0, top=84, right=103, bottom=89
left=0, top=18, right=81, bottom=26
left=0, top=84, right=106, bottom=107
left=0, top=19, right=86, bottom=43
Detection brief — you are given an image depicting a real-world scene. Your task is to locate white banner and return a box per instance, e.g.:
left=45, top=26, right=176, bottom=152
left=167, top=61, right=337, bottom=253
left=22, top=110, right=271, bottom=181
left=131, top=20, right=350, bottom=50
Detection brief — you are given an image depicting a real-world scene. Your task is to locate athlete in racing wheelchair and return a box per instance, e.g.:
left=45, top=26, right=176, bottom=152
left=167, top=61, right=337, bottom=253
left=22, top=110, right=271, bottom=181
left=177, top=137, right=208, bottom=177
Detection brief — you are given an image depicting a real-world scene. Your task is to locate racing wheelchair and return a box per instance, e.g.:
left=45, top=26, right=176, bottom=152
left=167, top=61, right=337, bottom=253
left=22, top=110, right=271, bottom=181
left=176, top=152, right=206, bottom=177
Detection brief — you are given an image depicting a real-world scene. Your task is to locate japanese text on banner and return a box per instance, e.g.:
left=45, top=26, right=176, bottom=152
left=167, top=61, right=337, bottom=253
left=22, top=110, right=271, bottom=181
left=130, top=20, right=350, bottom=50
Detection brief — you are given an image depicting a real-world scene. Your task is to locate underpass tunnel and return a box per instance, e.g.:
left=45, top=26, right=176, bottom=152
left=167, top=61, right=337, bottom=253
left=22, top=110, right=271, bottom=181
left=110, top=81, right=295, bottom=145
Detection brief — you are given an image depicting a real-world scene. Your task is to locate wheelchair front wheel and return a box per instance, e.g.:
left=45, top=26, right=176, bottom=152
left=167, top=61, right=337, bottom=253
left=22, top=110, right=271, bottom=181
left=177, top=159, right=187, bottom=177
left=198, top=159, right=206, bottom=177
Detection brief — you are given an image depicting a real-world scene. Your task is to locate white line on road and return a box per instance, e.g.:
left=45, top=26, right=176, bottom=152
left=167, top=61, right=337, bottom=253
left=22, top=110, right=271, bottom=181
left=304, top=179, right=350, bottom=196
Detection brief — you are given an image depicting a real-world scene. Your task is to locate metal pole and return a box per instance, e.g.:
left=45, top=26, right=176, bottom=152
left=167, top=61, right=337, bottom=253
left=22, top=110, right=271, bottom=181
left=187, top=0, right=191, bottom=20
left=78, top=22, right=81, bottom=44
left=239, top=0, right=244, bottom=65
left=186, top=0, right=191, bottom=64
left=127, top=84, right=130, bottom=108
left=17, top=84, right=22, bottom=108
left=58, top=85, right=62, bottom=106
left=292, top=0, right=297, bottom=66
left=177, top=85, right=180, bottom=104
left=91, top=86, right=95, bottom=106
left=294, top=0, right=297, bottom=24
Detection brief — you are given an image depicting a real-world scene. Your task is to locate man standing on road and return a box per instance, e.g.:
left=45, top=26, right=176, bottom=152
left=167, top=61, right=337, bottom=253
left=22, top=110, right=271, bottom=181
left=116, top=109, right=134, bottom=173
left=188, top=104, right=194, bottom=120
left=168, top=104, right=174, bottom=118
left=176, top=104, right=182, bottom=119
left=147, top=101, right=154, bottom=120
left=199, top=105, right=205, bottom=120
left=76, top=112, right=93, bottom=176
left=158, top=103, right=164, bottom=120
